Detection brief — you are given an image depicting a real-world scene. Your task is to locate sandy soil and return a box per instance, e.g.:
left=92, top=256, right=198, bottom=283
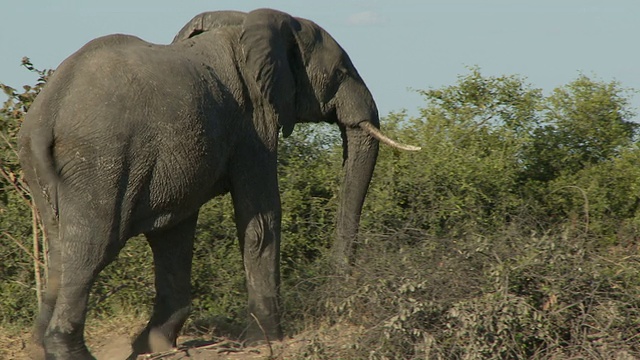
left=92, top=335, right=309, bottom=360
left=1, top=326, right=324, bottom=360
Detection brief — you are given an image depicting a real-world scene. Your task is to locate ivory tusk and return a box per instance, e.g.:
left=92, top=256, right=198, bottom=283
left=359, top=121, right=422, bottom=151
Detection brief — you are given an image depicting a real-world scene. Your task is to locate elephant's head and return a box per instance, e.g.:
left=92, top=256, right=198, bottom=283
left=174, top=9, right=419, bottom=269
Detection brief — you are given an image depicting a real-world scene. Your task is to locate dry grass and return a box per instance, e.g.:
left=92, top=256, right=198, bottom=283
left=4, top=230, right=640, bottom=359
left=0, top=325, right=30, bottom=360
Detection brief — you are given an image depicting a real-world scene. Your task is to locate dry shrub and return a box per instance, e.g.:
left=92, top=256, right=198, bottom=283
left=297, top=227, right=640, bottom=359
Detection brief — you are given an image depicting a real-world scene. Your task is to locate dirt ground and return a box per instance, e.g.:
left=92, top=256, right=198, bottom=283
left=92, top=335, right=309, bottom=360
left=2, top=331, right=315, bottom=360
left=3, top=333, right=310, bottom=360
left=0, top=317, right=354, bottom=360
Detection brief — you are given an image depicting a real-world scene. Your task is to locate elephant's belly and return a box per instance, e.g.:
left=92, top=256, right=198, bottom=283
left=131, top=180, right=227, bottom=235
left=131, top=151, right=228, bottom=234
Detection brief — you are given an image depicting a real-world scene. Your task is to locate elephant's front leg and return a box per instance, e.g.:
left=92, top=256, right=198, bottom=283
left=230, top=153, right=283, bottom=344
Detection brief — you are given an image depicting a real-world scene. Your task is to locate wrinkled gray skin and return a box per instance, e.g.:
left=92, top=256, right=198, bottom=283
left=19, top=8, right=385, bottom=359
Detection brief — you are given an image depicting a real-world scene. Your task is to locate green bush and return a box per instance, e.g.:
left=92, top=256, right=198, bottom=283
left=0, top=58, right=51, bottom=327
left=364, top=70, right=542, bottom=237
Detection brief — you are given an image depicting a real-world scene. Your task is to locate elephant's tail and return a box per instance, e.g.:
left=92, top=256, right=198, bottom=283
left=26, top=129, right=60, bottom=217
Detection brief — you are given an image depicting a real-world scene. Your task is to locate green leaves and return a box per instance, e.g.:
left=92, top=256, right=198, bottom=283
left=420, top=67, right=543, bottom=134
left=366, top=69, right=639, bottom=240
left=527, top=75, right=638, bottom=181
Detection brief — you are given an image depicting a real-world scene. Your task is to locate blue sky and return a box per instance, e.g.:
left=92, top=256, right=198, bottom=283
left=2, top=1, right=639, bottom=119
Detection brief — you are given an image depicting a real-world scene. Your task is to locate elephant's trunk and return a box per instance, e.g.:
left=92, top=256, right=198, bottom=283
left=331, top=75, right=420, bottom=271
left=333, top=121, right=379, bottom=272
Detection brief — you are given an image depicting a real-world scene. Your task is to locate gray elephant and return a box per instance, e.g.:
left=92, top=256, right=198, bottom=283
left=18, top=8, right=418, bottom=359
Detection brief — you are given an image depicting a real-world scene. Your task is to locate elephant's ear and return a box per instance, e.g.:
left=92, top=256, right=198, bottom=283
left=241, top=9, right=299, bottom=137
left=172, top=11, right=246, bottom=43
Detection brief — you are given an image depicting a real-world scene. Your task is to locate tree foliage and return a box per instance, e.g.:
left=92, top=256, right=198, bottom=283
left=0, top=58, right=52, bottom=326
left=526, top=74, right=638, bottom=182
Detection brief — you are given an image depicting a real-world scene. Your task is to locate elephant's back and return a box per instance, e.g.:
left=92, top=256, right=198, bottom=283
left=32, top=32, right=237, bottom=134
left=53, top=34, right=203, bottom=113
left=44, top=34, right=227, bottom=142
left=29, top=34, right=231, bottom=211
left=20, top=35, right=147, bottom=134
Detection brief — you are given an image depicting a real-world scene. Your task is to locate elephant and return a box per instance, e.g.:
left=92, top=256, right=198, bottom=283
left=18, top=8, right=419, bottom=359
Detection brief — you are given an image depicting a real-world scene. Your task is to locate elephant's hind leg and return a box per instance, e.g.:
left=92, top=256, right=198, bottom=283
left=132, top=212, right=198, bottom=356
left=43, top=205, right=125, bottom=360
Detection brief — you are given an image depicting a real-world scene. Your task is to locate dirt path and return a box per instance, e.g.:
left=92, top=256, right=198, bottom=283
left=1, top=320, right=347, bottom=359
left=91, top=335, right=310, bottom=360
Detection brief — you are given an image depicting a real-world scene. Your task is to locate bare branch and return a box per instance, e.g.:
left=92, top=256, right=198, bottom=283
left=3, top=231, right=44, bottom=267
left=0, top=132, right=19, bottom=159
left=0, top=159, right=32, bottom=205
left=249, top=312, right=273, bottom=358
left=32, top=206, right=43, bottom=309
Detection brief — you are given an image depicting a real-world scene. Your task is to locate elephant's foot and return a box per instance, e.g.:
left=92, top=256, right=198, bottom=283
left=244, top=327, right=283, bottom=346
left=40, top=344, right=95, bottom=360
left=244, top=311, right=283, bottom=346
left=44, top=349, right=95, bottom=360
left=132, top=327, right=175, bottom=355
left=26, top=341, right=45, bottom=360
left=42, top=331, right=95, bottom=360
